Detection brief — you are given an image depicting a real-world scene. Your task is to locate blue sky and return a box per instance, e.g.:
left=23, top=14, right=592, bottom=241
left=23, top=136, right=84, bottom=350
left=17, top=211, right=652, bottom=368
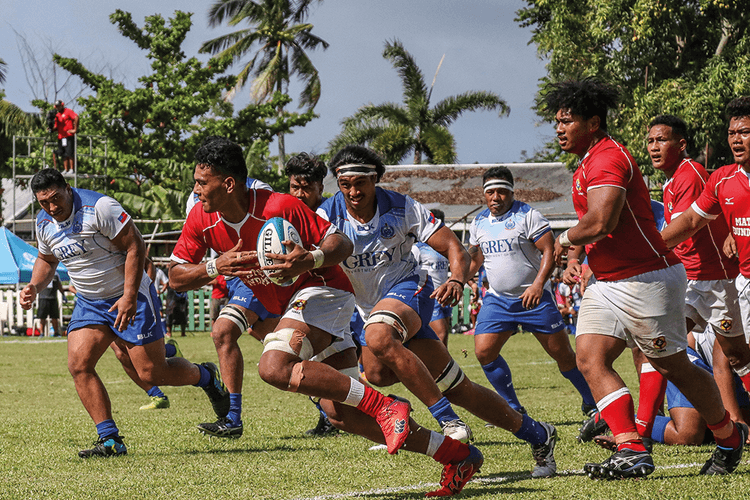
left=1, top=0, right=553, bottom=163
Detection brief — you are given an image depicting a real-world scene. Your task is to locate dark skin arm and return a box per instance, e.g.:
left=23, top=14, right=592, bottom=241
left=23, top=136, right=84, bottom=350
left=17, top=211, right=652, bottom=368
left=554, top=185, right=626, bottom=265
left=109, top=219, right=147, bottom=331
left=425, top=226, right=471, bottom=307
left=660, top=206, right=710, bottom=249
left=19, top=253, right=59, bottom=309
left=520, top=231, right=556, bottom=309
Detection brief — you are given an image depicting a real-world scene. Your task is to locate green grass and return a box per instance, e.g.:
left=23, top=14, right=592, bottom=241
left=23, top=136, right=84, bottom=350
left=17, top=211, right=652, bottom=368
left=1, top=332, right=747, bottom=499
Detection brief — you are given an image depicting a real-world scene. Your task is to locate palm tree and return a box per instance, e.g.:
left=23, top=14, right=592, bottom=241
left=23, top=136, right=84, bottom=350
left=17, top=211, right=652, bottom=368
left=328, top=39, right=510, bottom=165
left=200, top=0, right=329, bottom=172
left=0, top=58, right=36, bottom=139
left=0, top=58, right=7, bottom=84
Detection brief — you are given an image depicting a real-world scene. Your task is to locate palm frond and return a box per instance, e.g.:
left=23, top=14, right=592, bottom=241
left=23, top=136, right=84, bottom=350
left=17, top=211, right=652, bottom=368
left=383, top=39, right=428, bottom=109
left=431, top=91, right=510, bottom=127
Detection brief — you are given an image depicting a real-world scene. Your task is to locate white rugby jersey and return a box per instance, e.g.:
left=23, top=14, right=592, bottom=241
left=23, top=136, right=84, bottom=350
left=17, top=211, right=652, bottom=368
left=317, top=187, right=443, bottom=317
left=469, top=200, right=552, bottom=298
left=185, top=177, right=272, bottom=215
left=412, top=241, right=450, bottom=288
left=36, top=188, right=148, bottom=300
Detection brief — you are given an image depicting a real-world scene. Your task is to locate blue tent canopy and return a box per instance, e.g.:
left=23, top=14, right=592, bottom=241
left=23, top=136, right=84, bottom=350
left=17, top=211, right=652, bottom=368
left=0, top=227, right=70, bottom=284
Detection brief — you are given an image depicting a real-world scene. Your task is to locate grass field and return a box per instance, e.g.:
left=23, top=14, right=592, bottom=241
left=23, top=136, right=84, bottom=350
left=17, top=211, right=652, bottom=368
left=1, top=331, right=747, bottom=499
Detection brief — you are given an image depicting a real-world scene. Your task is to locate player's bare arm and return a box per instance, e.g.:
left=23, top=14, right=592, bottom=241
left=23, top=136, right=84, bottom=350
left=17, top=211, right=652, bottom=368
left=169, top=239, right=256, bottom=291
left=262, top=230, right=353, bottom=282
left=561, top=245, right=585, bottom=286
left=521, top=231, right=556, bottom=309
left=660, top=206, right=711, bottom=249
left=19, top=252, right=59, bottom=309
left=467, top=244, right=484, bottom=277
left=109, top=219, right=146, bottom=331
left=724, top=233, right=738, bottom=259
left=554, top=185, right=625, bottom=265
left=425, top=225, right=471, bottom=307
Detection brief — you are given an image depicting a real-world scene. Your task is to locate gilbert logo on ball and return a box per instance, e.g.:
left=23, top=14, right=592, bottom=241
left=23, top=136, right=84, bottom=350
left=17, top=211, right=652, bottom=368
left=257, top=217, right=302, bottom=286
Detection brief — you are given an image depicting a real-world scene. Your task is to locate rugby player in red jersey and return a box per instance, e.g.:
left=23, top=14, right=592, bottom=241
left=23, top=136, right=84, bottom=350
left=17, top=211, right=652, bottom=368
left=548, top=80, right=745, bottom=478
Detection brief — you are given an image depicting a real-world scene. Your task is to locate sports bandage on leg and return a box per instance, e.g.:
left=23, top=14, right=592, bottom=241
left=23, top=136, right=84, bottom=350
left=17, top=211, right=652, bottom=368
left=364, top=311, right=409, bottom=343
left=339, top=366, right=361, bottom=380
left=262, top=328, right=315, bottom=361
left=217, top=304, right=250, bottom=333
left=435, top=359, right=465, bottom=394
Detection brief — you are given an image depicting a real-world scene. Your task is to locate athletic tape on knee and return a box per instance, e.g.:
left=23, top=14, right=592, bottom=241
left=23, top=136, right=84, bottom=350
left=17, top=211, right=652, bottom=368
left=288, top=362, right=305, bottom=392
left=218, top=304, right=249, bottom=333
left=262, top=328, right=314, bottom=360
left=435, top=359, right=465, bottom=394
left=339, top=366, right=361, bottom=380
left=363, top=310, right=409, bottom=343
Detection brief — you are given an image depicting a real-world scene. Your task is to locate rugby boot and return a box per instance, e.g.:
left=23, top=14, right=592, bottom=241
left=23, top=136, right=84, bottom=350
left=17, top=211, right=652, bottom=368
left=531, top=422, right=558, bottom=478
left=375, top=395, right=411, bottom=454
left=584, top=447, right=655, bottom=479
left=700, top=422, right=748, bottom=475
left=425, top=444, right=484, bottom=497
left=197, top=417, right=243, bottom=438
left=578, top=410, right=610, bottom=443
left=441, top=418, right=473, bottom=443
left=78, top=436, right=127, bottom=458
left=201, top=362, right=230, bottom=418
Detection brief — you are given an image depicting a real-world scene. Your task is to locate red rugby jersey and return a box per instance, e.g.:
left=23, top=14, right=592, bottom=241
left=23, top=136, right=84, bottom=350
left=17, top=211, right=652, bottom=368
left=663, top=159, right=738, bottom=280
left=172, top=190, right=353, bottom=314
left=572, top=136, right=679, bottom=281
left=693, top=164, right=750, bottom=278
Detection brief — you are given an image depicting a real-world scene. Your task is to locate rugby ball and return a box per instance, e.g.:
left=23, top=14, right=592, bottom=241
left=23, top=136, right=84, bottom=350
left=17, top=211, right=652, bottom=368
left=257, top=217, right=302, bottom=286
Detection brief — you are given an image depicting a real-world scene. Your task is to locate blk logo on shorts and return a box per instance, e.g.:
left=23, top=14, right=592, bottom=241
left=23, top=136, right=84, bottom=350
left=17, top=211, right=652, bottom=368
left=652, top=336, right=667, bottom=351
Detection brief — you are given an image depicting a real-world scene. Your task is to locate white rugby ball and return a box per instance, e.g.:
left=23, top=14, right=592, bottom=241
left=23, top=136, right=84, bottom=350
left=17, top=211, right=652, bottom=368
left=257, top=217, right=302, bottom=286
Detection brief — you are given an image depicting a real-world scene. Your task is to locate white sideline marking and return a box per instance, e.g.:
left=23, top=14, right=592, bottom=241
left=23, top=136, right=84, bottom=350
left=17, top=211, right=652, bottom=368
left=291, top=462, right=706, bottom=500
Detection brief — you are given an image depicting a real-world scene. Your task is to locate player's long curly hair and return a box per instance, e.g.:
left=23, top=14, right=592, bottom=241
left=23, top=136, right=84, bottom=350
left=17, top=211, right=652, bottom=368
left=543, top=79, right=619, bottom=132
left=726, top=96, right=750, bottom=120
left=329, top=145, right=387, bottom=182
left=194, top=136, right=247, bottom=183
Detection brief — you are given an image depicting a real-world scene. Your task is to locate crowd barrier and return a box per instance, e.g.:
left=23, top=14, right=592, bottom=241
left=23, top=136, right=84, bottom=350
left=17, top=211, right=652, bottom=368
left=0, top=285, right=475, bottom=336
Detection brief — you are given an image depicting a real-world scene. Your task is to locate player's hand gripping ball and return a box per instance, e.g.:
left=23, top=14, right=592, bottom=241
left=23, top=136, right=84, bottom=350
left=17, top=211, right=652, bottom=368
left=257, top=217, right=302, bottom=286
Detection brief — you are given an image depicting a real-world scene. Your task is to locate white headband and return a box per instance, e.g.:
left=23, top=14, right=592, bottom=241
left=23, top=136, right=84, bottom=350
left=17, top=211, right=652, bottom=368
left=483, top=179, right=514, bottom=193
left=335, top=163, right=378, bottom=178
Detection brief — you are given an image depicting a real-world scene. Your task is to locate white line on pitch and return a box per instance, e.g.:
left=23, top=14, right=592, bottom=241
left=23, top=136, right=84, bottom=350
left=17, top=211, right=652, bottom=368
left=290, top=462, right=706, bottom=500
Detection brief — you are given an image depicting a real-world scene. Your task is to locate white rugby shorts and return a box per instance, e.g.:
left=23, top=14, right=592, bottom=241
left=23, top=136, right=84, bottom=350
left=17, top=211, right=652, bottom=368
left=685, top=277, right=744, bottom=338
left=281, top=286, right=357, bottom=360
left=576, top=264, right=687, bottom=358
left=736, top=274, right=750, bottom=343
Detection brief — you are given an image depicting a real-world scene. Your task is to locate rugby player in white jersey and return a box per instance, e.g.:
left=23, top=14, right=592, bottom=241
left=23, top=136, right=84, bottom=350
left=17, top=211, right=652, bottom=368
left=170, top=137, right=483, bottom=497
left=318, top=145, right=558, bottom=479
left=467, top=166, right=595, bottom=417
left=20, top=168, right=230, bottom=458
left=411, top=208, right=453, bottom=346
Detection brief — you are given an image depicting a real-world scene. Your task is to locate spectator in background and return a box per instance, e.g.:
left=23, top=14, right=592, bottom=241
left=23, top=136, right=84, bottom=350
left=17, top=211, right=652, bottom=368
left=165, top=285, right=188, bottom=337
left=210, top=275, right=229, bottom=328
left=412, top=208, right=454, bottom=346
left=52, top=100, right=78, bottom=175
left=37, top=272, right=64, bottom=336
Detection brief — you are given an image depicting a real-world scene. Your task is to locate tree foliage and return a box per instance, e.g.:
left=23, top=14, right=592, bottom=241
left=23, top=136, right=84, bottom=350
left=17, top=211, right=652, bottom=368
left=42, top=10, right=313, bottom=224
left=328, top=39, right=510, bottom=165
left=201, top=0, right=328, bottom=171
left=518, top=0, right=750, bottom=173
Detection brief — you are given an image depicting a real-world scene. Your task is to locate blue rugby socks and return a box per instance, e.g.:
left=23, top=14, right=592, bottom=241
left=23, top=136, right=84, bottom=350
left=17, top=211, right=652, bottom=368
left=482, top=355, right=524, bottom=411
